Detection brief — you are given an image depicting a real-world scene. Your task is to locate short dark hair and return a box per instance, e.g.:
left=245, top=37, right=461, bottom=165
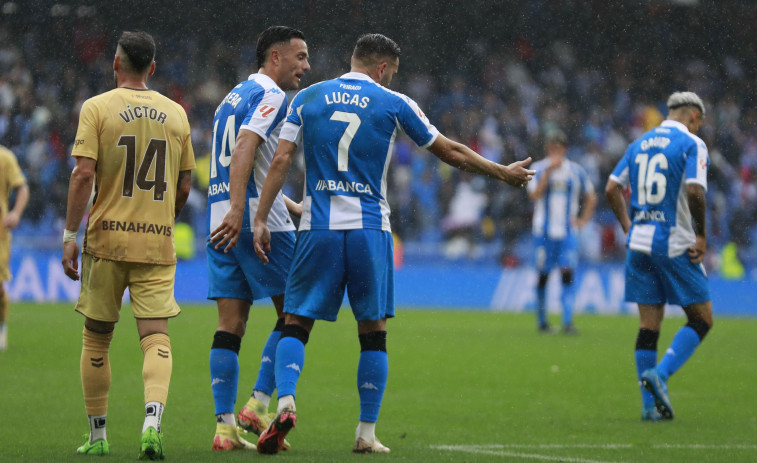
left=256, top=26, right=306, bottom=67
left=353, top=34, right=401, bottom=64
left=117, top=31, right=155, bottom=74
left=545, top=129, right=568, bottom=146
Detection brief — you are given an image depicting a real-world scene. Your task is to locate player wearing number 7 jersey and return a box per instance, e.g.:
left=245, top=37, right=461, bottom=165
left=252, top=33, right=535, bottom=454
left=606, top=91, right=713, bottom=422
left=62, top=31, right=195, bottom=459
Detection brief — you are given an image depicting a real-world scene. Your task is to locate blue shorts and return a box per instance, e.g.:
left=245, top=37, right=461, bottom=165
left=206, top=230, right=295, bottom=303
left=284, top=229, right=395, bottom=322
left=533, top=236, right=578, bottom=272
left=625, top=250, right=711, bottom=306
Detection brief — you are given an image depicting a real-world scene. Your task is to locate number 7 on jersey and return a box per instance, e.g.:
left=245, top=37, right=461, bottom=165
left=330, top=111, right=361, bottom=172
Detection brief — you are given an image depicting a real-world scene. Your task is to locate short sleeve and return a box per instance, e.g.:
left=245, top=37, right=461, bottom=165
left=5, top=151, right=25, bottom=188
left=178, top=108, right=196, bottom=171
left=685, top=138, right=708, bottom=191
left=609, top=149, right=631, bottom=188
left=280, top=90, right=306, bottom=145
left=240, top=88, right=287, bottom=142
left=71, top=99, right=101, bottom=160
left=396, top=94, right=439, bottom=149
left=578, top=164, right=595, bottom=194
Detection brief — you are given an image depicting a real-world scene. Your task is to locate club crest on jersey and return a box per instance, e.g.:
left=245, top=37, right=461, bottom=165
left=315, top=179, right=372, bottom=194
left=258, top=105, right=276, bottom=118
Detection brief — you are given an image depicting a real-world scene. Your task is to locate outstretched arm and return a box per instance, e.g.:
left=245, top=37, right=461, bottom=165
left=427, top=134, right=534, bottom=187
left=605, top=178, right=631, bottom=234
left=253, top=139, right=297, bottom=264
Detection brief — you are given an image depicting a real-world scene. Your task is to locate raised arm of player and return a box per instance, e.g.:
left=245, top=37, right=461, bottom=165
left=62, top=156, right=96, bottom=281
left=1, top=183, right=28, bottom=230
left=253, top=139, right=296, bottom=264
left=686, top=183, right=707, bottom=264
left=209, top=130, right=263, bottom=252
left=427, top=134, right=534, bottom=187
left=605, top=178, right=631, bottom=235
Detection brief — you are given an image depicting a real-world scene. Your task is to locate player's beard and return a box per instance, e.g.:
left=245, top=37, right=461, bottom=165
left=113, top=70, right=118, bottom=88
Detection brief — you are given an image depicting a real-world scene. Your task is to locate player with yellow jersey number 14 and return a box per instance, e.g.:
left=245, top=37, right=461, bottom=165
left=61, top=30, right=195, bottom=460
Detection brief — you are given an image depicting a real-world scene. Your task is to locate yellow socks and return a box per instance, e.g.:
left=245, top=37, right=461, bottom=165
left=81, top=327, right=113, bottom=416
left=140, top=333, right=172, bottom=406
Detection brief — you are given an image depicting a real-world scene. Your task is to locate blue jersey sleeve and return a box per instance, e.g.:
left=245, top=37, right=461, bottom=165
left=240, top=88, right=286, bottom=141
left=610, top=148, right=631, bottom=187
left=684, top=138, right=709, bottom=190
left=395, top=95, right=439, bottom=149
left=280, top=89, right=306, bottom=145
left=577, top=164, right=595, bottom=194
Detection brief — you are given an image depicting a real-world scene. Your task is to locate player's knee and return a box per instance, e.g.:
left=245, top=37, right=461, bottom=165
left=212, top=330, right=241, bottom=354
left=561, top=269, right=574, bottom=285
left=359, top=330, right=387, bottom=352
left=281, top=323, right=310, bottom=345
left=686, top=318, right=711, bottom=341
left=274, top=317, right=285, bottom=332
left=537, top=272, right=549, bottom=289
left=635, top=328, right=659, bottom=351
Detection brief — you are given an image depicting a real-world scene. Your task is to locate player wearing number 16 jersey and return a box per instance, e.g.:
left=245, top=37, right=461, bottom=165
left=606, top=91, right=713, bottom=422
left=62, top=31, right=195, bottom=459
left=252, top=33, right=535, bottom=454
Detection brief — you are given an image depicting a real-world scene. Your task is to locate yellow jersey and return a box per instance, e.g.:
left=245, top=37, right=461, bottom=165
left=0, top=145, right=26, bottom=239
left=72, top=88, right=195, bottom=264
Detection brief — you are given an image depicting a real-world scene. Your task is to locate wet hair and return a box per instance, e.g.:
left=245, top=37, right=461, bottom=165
left=667, top=91, right=705, bottom=118
left=117, top=31, right=155, bottom=74
left=256, top=26, right=306, bottom=66
left=353, top=33, right=401, bottom=65
left=545, top=129, right=568, bottom=146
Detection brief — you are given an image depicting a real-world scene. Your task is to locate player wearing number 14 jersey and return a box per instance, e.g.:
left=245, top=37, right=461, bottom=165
left=606, top=91, right=713, bottom=422
left=62, top=31, right=195, bottom=459
left=205, top=26, right=310, bottom=452
left=253, top=33, right=535, bottom=454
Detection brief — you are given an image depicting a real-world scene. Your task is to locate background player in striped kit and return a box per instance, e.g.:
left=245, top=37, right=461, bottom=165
left=527, top=129, right=596, bottom=334
left=605, top=91, right=713, bottom=421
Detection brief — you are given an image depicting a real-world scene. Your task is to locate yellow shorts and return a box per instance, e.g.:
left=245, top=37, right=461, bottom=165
left=0, top=232, right=10, bottom=282
left=75, top=253, right=181, bottom=323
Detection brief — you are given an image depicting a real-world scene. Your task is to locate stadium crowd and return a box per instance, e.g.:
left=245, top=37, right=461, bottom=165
left=2, top=0, right=757, bottom=271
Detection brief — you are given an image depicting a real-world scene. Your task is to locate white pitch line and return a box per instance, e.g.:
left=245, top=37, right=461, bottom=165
left=653, top=444, right=757, bottom=450
left=431, top=445, right=625, bottom=463
left=452, top=444, right=633, bottom=450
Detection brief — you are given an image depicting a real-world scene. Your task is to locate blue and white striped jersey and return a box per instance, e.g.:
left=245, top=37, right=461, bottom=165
left=610, top=119, right=709, bottom=258
left=528, top=158, right=594, bottom=240
left=207, top=73, right=295, bottom=235
left=279, top=72, right=439, bottom=231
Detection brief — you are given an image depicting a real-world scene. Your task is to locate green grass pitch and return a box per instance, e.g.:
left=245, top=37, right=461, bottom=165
left=1, top=303, right=755, bottom=462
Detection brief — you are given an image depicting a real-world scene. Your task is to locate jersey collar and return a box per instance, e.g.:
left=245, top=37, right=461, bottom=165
left=248, top=72, right=277, bottom=88
left=340, top=72, right=375, bottom=83
left=661, top=119, right=689, bottom=133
